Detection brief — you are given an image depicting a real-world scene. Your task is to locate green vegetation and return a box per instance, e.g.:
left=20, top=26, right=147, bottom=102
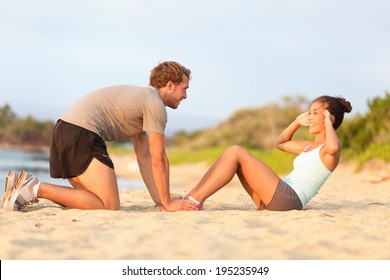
left=1, top=91, right=389, bottom=171
left=337, top=91, right=390, bottom=164
left=106, top=141, right=133, bottom=155
left=0, top=104, right=54, bottom=147
left=169, top=146, right=296, bottom=175
left=169, top=96, right=311, bottom=150
left=168, top=92, right=390, bottom=170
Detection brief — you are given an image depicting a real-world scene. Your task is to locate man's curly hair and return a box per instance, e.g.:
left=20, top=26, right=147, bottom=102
left=149, top=61, right=191, bottom=88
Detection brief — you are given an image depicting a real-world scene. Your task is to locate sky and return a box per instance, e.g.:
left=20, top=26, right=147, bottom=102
left=1, top=0, right=389, bottom=134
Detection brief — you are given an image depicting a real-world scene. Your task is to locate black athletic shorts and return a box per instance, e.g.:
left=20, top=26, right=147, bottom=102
left=258, top=179, right=303, bottom=211
left=50, top=119, right=114, bottom=179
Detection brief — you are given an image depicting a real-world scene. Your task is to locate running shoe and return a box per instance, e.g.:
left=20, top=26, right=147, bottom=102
left=9, top=170, right=39, bottom=211
left=2, top=171, right=18, bottom=210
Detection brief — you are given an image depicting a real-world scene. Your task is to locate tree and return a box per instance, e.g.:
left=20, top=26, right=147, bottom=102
left=169, top=95, right=310, bottom=150
left=0, top=104, right=54, bottom=147
left=0, top=104, right=16, bottom=130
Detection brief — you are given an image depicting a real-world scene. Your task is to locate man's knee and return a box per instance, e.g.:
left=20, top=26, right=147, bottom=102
left=105, top=203, right=120, bottom=211
left=101, top=197, right=121, bottom=210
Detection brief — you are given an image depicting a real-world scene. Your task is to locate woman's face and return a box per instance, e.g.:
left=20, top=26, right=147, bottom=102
left=307, top=101, right=326, bottom=133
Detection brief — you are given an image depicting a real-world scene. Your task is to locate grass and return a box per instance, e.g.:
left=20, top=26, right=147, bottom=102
left=106, top=141, right=133, bottom=155
left=107, top=140, right=390, bottom=175
left=345, top=142, right=390, bottom=166
left=168, top=144, right=390, bottom=174
left=168, top=146, right=296, bottom=175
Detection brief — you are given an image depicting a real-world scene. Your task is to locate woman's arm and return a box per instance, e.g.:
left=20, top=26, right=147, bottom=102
left=275, top=112, right=312, bottom=154
left=324, top=110, right=342, bottom=156
left=321, top=110, right=343, bottom=171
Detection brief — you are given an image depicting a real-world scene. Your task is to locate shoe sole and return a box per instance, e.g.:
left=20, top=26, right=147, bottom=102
left=4, top=171, right=15, bottom=194
left=3, top=171, right=17, bottom=210
left=9, top=170, right=28, bottom=211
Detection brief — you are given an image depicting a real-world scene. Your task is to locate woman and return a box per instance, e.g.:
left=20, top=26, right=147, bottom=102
left=185, top=96, right=352, bottom=211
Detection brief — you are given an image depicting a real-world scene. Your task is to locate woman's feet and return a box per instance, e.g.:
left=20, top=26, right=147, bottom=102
left=186, top=196, right=204, bottom=211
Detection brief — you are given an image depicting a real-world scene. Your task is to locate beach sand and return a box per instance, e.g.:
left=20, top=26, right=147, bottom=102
left=0, top=156, right=389, bottom=260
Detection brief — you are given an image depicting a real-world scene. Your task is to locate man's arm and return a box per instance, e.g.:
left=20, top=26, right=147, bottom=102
left=148, top=132, right=196, bottom=211
left=131, top=133, right=161, bottom=206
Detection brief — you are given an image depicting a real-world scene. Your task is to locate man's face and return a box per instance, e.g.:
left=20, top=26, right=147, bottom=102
left=164, top=75, right=189, bottom=109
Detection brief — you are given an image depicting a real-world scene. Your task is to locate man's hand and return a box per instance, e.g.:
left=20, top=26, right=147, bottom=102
left=160, top=199, right=197, bottom=212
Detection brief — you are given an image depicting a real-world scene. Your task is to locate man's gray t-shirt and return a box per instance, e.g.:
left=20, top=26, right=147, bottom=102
left=60, top=85, right=167, bottom=141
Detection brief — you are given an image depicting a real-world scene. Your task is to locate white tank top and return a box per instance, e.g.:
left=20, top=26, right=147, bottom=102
left=283, top=144, right=332, bottom=206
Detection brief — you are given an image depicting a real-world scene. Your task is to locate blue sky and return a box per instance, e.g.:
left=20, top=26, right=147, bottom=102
left=1, top=0, right=389, bottom=134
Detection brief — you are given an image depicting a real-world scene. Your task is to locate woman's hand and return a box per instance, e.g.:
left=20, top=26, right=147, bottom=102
left=296, top=111, right=311, bottom=127
left=324, top=110, right=335, bottom=126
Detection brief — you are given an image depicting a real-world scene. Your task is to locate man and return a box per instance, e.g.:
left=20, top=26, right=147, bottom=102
left=4, top=61, right=197, bottom=212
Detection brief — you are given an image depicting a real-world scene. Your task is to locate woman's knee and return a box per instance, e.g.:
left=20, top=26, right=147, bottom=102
left=224, top=145, right=246, bottom=158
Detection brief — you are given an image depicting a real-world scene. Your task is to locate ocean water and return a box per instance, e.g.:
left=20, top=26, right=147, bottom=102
left=0, top=148, right=146, bottom=194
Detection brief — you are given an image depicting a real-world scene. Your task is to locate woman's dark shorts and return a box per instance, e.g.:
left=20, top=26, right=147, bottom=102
left=259, top=179, right=303, bottom=211
left=50, top=119, right=114, bottom=179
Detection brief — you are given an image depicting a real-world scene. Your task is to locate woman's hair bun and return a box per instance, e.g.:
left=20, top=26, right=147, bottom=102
left=337, top=96, right=352, bottom=113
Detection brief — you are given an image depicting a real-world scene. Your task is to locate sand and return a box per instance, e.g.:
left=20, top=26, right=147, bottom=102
left=0, top=156, right=389, bottom=260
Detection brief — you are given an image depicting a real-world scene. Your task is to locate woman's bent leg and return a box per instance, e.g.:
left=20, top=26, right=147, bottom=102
left=187, top=145, right=280, bottom=207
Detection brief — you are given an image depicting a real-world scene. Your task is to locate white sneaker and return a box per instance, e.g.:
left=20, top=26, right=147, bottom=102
left=9, top=171, right=39, bottom=211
